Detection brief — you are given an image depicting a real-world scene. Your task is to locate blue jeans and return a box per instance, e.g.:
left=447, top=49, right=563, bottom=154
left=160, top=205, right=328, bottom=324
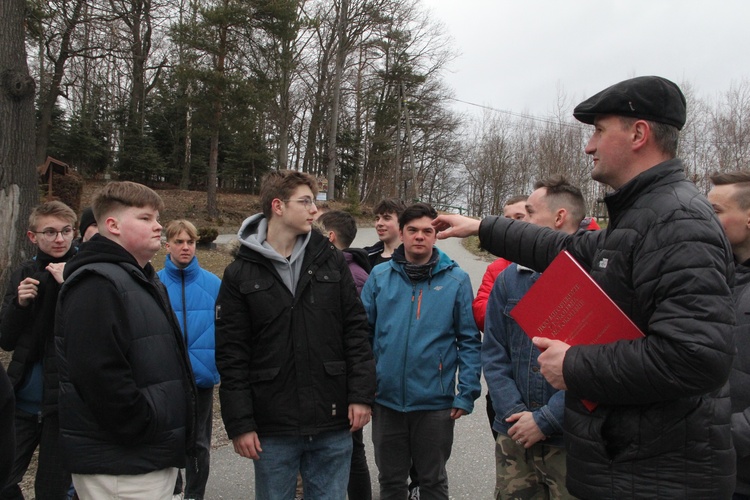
left=253, top=429, right=352, bottom=500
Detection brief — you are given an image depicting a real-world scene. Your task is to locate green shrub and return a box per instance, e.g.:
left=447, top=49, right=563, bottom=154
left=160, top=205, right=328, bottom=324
left=198, top=227, right=219, bottom=246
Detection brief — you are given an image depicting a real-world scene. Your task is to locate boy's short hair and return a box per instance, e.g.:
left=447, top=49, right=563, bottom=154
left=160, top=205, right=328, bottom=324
left=260, top=170, right=318, bottom=219
left=91, top=181, right=164, bottom=222
left=399, top=203, right=438, bottom=230
left=504, top=194, right=528, bottom=206
left=318, top=210, right=358, bottom=248
left=164, top=220, right=198, bottom=241
left=373, top=198, right=407, bottom=217
left=533, top=174, right=586, bottom=223
left=710, top=170, right=750, bottom=210
left=29, top=200, right=77, bottom=231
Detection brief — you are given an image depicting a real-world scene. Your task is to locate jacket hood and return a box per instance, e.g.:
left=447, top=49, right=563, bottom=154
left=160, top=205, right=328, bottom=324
left=236, top=213, right=315, bottom=293
left=344, top=247, right=372, bottom=273
left=236, top=213, right=310, bottom=265
left=64, top=234, right=146, bottom=279
left=36, top=246, right=77, bottom=267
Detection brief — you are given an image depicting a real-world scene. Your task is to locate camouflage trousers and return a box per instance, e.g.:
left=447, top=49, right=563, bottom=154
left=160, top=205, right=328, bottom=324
left=494, top=434, right=574, bottom=500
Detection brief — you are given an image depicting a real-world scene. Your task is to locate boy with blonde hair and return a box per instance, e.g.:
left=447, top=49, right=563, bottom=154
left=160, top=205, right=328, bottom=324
left=0, top=200, right=77, bottom=499
left=56, top=181, right=196, bottom=499
left=159, top=219, right=221, bottom=500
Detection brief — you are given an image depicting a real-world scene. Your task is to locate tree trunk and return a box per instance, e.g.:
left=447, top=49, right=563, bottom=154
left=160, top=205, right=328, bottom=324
left=402, top=82, right=417, bottom=200
left=180, top=81, right=193, bottom=189
left=0, top=0, right=40, bottom=301
left=207, top=123, right=219, bottom=217
left=207, top=7, right=228, bottom=219
left=326, top=0, right=347, bottom=201
left=35, top=0, right=85, bottom=165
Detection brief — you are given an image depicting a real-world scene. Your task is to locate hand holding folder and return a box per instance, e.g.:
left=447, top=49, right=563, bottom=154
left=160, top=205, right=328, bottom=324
left=510, top=251, right=644, bottom=410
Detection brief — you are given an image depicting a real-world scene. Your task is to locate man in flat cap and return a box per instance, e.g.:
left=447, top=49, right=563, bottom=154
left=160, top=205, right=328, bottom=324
left=431, top=76, right=736, bottom=498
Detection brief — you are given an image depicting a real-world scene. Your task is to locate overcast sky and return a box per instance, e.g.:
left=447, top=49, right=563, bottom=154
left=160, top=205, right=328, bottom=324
left=426, top=0, right=750, bottom=120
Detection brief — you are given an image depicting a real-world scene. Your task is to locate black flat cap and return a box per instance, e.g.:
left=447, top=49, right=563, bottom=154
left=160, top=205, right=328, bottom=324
left=573, top=76, right=686, bottom=130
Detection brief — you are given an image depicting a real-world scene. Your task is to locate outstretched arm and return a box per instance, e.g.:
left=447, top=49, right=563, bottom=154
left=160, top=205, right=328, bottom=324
left=432, top=214, right=481, bottom=239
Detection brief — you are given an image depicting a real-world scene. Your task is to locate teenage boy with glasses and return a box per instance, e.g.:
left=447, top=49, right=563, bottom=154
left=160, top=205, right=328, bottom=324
left=215, top=170, right=375, bottom=499
left=0, top=200, right=77, bottom=499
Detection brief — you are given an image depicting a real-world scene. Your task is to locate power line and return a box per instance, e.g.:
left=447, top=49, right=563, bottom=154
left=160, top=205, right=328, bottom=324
left=447, top=97, right=750, bottom=147
left=447, top=97, right=587, bottom=130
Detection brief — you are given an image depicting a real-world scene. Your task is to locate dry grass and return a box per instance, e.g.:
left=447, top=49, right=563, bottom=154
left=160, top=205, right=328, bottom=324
left=461, top=235, right=497, bottom=263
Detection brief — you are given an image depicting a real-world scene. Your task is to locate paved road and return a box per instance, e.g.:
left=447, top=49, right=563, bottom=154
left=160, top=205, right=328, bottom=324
left=206, top=228, right=496, bottom=499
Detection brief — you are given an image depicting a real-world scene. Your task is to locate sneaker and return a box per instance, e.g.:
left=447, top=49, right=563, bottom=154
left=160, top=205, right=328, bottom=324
left=408, top=485, right=420, bottom=500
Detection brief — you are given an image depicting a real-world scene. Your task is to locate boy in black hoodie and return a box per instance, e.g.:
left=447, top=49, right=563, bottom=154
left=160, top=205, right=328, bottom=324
left=0, top=200, right=77, bottom=499
left=55, top=181, right=196, bottom=499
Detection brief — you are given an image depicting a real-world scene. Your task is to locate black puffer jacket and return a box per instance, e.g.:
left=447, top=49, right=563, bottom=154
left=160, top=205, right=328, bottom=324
left=732, top=259, right=750, bottom=495
left=56, top=236, right=196, bottom=474
left=479, top=159, right=736, bottom=499
left=0, top=247, right=76, bottom=414
left=215, top=222, right=375, bottom=438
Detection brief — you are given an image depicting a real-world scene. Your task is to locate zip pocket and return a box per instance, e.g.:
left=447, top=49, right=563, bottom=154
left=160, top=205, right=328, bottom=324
left=439, top=354, right=444, bottom=393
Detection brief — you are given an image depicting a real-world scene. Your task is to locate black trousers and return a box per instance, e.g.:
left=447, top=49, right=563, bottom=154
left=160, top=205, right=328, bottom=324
left=372, top=404, right=454, bottom=500
left=348, top=428, right=372, bottom=500
left=174, top=386, right=214, bottom=500
left=0, top=410, right=70, bottom=500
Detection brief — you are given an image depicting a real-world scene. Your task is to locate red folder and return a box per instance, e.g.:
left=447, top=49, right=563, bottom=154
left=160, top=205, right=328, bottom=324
left=510, top=250, right=643, bottom=346
left=510, top=250, right=644, bottom=411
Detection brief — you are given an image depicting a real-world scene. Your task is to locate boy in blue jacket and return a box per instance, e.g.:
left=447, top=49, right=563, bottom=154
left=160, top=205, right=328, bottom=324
left=361, top=202, right=481, bottom=500
left=158, top=220, right=221, bottom=500
left=482, top=175, right=585, bottom=499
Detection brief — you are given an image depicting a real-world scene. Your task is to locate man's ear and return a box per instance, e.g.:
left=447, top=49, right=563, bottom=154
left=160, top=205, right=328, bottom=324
left=327, top=230, right=336, bottom=244
left=271, top=198, right=284, bottom=217
left=554, top=208, right=567, bottom=229
left=27, top=230, right=37, bottom=245
left=631, top=120, right=650, bottom=151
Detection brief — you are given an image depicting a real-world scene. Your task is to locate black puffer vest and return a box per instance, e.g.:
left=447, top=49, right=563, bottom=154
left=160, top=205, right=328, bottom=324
left=56, top=261, right=196, bottom=474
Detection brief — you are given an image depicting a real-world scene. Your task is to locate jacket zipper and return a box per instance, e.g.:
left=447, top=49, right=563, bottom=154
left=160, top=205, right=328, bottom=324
left=403, top=284, right=418, bottom=408
left=180, top=269, right=188, bottom=347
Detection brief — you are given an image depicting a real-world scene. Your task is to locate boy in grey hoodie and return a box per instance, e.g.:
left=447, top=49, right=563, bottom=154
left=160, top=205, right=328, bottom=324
left=215, top=170, right=375, bottom=499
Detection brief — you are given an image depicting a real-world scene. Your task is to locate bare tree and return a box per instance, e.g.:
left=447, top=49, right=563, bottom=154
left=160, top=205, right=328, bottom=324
left=679, top=80, right=713, bottom=194
left=30, top=0, right=88, bottom=165
left=711, top=80, right=750, bottom=174
left=0, top=0, right=39, bottom=297
left=326, top=0, right=347, bottom=200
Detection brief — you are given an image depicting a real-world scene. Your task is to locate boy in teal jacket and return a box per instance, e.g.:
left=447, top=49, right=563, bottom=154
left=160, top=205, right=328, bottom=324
left=361, top=202, right=481, bottom=500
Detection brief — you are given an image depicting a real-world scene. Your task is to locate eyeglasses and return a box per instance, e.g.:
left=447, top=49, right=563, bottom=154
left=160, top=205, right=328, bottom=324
left=34, top=227, right=75, bottom=241
left=283, top=197, right=317, bottom=210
